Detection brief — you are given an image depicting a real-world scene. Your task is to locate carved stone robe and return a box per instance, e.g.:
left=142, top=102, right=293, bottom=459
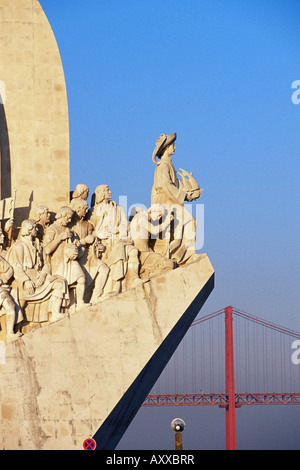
left=0, top=253, right=15, bottom=314
left=151, top=157, right=197, bottom=265
left=151, top=157, right=186, bottom=206
left=43, top=222, right=84, bottom=286
left=89, top=201, right=134, bottom=282
left=70, top=218, right=109, bottom=292
left=6, top=237, right=67, bottom=322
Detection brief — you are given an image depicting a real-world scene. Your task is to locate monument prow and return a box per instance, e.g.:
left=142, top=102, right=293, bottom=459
left=0, top=254, right=214, bottom=450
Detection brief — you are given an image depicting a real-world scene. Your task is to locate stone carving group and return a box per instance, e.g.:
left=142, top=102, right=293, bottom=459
left=0, top=133, right=202, bottom=341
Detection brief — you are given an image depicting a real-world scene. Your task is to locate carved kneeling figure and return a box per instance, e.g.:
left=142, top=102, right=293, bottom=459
left=6, top=219, right=68, bottom=324
left=62, top=243, right=91, bottom=310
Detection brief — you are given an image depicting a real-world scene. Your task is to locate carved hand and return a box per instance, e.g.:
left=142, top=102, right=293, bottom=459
left=186, top=189, right=202, bottom=201
left=185, top=192, right=194, bottom=202
left=4, top=218, right=14, bottom=232
left=35, top=272, right=47, bottom=288
left=60, top=230, right=71, bottom=241
left=24, top=280, right=35, bottom=295
left=83, top=235, right=95, bottom=245
left=191, top=188, right=202, bottom=199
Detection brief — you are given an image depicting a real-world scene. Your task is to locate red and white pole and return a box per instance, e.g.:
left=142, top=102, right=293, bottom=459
left=225, top=306, right=237, bottom=450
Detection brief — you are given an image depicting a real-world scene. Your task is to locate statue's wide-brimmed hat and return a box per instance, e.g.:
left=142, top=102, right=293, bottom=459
left=152, top=132, right=176, bottom=163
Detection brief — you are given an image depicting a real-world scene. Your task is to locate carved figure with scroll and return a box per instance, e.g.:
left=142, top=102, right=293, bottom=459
left=6, top=219, right=68, bottom=324
left=151, top=132, right=203, bottom=265
left=70, top=198, right=109, bottom=304
left=43, top=206, right=90, bottom=310
left=88, top=185, right=141, bottom=296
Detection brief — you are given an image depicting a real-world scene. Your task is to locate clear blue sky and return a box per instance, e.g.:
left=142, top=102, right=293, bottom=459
left=39, top=0, right=300, bottom=450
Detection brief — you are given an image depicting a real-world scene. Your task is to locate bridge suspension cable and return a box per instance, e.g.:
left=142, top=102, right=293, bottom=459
left=143, top=305, right=300, bottom=449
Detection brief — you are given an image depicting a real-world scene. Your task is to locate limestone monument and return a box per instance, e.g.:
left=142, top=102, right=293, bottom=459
left=0, top=1, right=214, bottom=450
left=0, top=0, right=70, bottom=231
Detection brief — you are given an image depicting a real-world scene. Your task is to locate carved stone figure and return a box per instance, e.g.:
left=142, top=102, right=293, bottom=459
left=151, top=132, right=202, bottom=265
left=70, top=198, right=109, bottom=304
left=0, top=194, right=16, bottom=247
left=129, top=206, right=175, bottom=279
left=6, top=219, right=68, bottom=324
left=88, top=185, right=141, bottom=296
left=71, top=184, right=89, bottom=202
left=43, top=206, right=90, bottom=310
left=0, top=228, right=22, bottom=340
left=35, top=205, right=51, bottom=243
left=0, top=218, right=14, bottom=250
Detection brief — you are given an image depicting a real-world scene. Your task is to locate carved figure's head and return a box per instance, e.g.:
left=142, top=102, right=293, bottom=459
left=36, top=205, right=50, bottom=225
left=70, top=198, right=88, bottom=218
left=21, top=219, right=37, bottom=237
left=95, top=185, right=112, bottom=204
left=55, top=206, right=74, bottom=226
left=72, top=184, right=89, bottom=201
left=152, top=132, right=176, bottom=164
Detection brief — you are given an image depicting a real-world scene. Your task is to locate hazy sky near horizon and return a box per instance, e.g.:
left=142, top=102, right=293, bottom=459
left=39, top=0, right=300, bottom=450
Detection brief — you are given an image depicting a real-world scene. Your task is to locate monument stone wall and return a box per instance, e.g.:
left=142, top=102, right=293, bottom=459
left=0, top=255, right=214, bottom=450
left=0, top=0, right=70, bottom=228
left=0, top=1, right=214, bottom=451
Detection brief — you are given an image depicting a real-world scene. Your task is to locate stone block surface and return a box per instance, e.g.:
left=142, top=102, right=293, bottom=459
left=0, top=0, right=70, bottom=227
left=0, top=254, right=214, bottom=450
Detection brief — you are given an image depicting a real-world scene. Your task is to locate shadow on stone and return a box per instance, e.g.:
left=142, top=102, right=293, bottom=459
left=0, top=100, right=11, bottom=199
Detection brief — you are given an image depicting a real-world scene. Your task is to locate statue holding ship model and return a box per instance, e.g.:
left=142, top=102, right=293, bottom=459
left=150, top=132, right=203, bottom=266
left=0, top=132, right=203, bottom=341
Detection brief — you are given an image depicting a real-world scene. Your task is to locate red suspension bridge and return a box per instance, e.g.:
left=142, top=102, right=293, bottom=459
left=142, top=306, right=300, bottom=450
